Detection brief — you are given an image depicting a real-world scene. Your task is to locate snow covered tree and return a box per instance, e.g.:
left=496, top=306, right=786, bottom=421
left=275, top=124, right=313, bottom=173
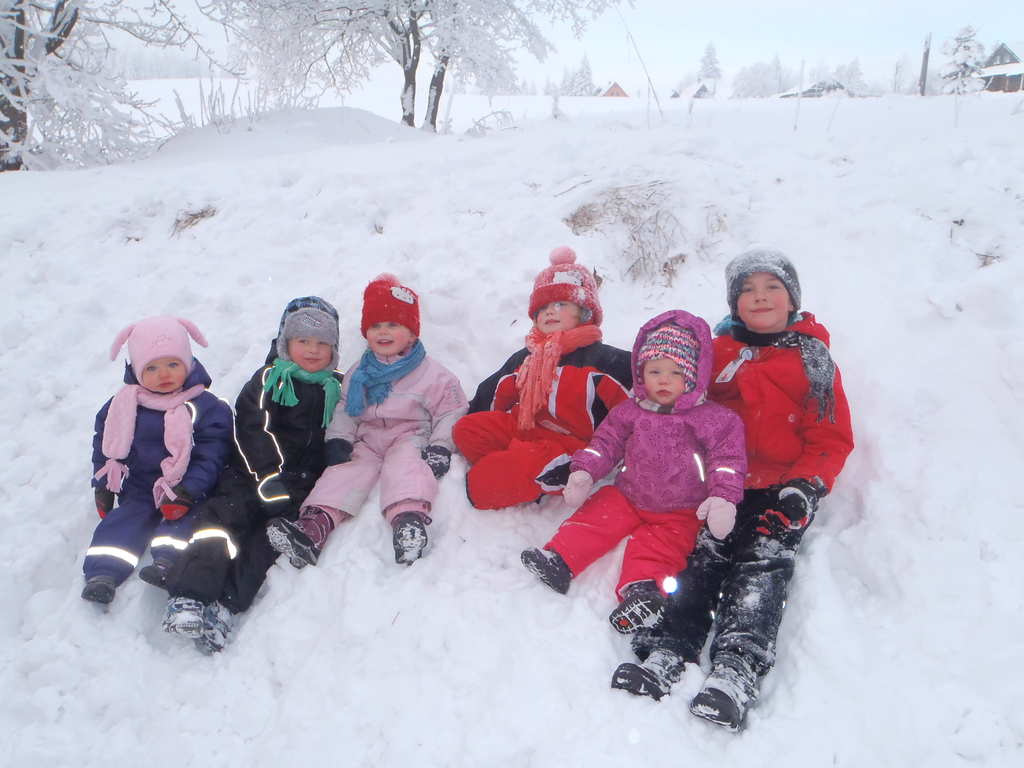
left=561, top=54, right=596, bottom=96
left=1, top=1, right=219, bottom=171
left=698, top=42, right=720, bottom=94
left=941, top=26, right=985, bottom=95
left=732, top=58, right=795, bottom=98
left=834, top=58, right=867, bottom=94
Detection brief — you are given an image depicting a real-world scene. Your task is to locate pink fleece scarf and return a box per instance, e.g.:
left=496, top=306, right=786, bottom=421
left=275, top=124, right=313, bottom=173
left=94, top=384, right=206, bottom=506
left=515, top=324, right=602, bottom=431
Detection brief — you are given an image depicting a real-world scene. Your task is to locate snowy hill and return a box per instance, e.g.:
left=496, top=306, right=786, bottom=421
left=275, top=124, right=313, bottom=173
left=2, top=94, right=1023, bottom=767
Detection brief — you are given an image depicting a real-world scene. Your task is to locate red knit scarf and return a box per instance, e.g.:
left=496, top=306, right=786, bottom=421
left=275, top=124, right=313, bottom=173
left=515, top=324, right=602, bottom=431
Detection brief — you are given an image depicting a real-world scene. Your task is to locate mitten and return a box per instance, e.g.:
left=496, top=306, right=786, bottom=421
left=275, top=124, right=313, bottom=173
left=561, top=470, right=594, bottom=509
left=696, top=496, right=737, bottom=540
left=421, top=445, right=452, bottom=479
left=324, top=438, right=354, bottom=466
left=756, top=479, right=821, bottom=537
left=159, top=484, right=194, bottom=521
left=95, top=488, right=115, bottom=519
left=257, top=474, right=291, bottom=508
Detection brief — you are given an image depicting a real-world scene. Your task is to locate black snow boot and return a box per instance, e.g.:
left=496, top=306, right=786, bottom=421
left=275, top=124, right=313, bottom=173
left=138, top=558, right=173, bottom=588
left=611, top=648, right=686, bottom=701
left=521, top=547, right=572, bottom=594
left=609, top=580, right=667, bottom=634
left=392, top=513, right=429, bottom=565
left=81, top=575, right=117, bottom=604
left=266, top=516, right=320, bottom=568
left=689, top=653, right=760, bottom=732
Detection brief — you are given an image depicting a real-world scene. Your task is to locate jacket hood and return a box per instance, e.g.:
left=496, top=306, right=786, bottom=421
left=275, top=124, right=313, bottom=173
left=122, top=358, right=213, bottom=389
left=631, top=309, right=713, bottom=413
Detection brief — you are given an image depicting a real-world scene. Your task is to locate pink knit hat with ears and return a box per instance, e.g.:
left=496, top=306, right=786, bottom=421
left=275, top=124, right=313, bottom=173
left=528, top=246, right=603, bottom=326
left=109, top=316, right=208, bottom=380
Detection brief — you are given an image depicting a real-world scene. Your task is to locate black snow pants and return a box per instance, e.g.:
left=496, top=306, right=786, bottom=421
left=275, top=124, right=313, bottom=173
left=652, top=487, right=810, bottom=682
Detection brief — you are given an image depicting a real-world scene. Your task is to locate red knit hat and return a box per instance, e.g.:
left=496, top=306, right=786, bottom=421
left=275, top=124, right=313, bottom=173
left=528, top=246, right=602, bottom=326
left=361, top=273, right=420, bottom=337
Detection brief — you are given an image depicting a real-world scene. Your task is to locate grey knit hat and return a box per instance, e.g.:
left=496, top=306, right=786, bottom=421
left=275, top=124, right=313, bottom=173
left=725, top=248, right=801, bottom=316
left=275, top=296, right=340, bottom=369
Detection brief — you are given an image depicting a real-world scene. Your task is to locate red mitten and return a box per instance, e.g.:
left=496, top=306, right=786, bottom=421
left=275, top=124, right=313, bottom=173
left=159, top=485, right=194, bottom=521
left=95, top=488, right=115, bottom=519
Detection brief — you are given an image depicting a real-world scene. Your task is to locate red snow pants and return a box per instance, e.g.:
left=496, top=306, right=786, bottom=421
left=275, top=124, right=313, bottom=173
left=453, top=410, right=586, bottom=510
left=545, top=485, right=703, bottom=599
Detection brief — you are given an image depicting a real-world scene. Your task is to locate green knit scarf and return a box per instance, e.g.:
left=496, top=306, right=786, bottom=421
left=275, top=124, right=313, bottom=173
left=263, top=358, right=341, bottom=428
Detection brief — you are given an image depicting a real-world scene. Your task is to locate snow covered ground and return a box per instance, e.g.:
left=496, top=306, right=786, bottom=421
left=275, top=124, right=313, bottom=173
left=2, top=92, right=1023, bottom=767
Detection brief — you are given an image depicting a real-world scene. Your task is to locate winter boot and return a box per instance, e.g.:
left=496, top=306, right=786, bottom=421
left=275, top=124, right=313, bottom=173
left=520, top=547, right=572, bottom=594
left=689, top=654, right=760, bottom=732
left=138, top=558, right=173, bottom=589
left=81, top=575, right=117, bottom=605
left=266, top=517, right=320, bottom=568
left=392, top=512, right=429, bottom=565
left=193, top=601, right=233, bottom=654
left=611, top=648, right=687, bottom=701
left=162, top=596, right=206, bottom=638
left=609, top=580, right=667, bottom=634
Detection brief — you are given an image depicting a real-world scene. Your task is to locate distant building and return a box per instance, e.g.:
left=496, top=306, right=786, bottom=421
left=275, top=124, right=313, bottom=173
left=778, top=79, right=849, bottom=98
left=980, top=42, right=1024, bottom=92
left=671, top=82, right=710, bottom=99
left=602, top=82, right=629, bottom=97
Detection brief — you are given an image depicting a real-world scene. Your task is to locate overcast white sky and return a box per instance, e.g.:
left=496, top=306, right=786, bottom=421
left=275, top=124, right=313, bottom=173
left=521, top=0, right=1020, bottom=92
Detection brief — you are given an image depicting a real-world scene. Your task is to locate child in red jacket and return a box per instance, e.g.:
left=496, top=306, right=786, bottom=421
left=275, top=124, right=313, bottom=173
left=453, top=247, right=632, bottom=509
left=611, top=248, right=854, bottom=733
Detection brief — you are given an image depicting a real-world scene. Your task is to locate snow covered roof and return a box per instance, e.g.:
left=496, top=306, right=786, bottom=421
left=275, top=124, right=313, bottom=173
left=981, top=62, right=1024, bottom=77
left=985, top=41, right=1024, bottom=66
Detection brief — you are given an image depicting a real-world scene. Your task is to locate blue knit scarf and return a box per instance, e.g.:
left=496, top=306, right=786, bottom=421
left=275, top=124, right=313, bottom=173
left=345, top=340, right=426, bottom=418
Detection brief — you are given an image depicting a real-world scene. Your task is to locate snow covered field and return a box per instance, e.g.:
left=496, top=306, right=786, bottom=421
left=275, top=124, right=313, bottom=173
left=2, top=92, right=1023, bottom=767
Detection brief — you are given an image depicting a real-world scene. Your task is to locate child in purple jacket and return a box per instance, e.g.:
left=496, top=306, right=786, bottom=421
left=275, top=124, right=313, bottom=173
left=83, top=316, right=232, bottom=604
left=521, top=309, right=746, bottom=633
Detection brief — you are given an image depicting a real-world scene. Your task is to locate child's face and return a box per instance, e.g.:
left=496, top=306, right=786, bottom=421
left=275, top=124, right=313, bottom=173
left=642, top=357, right=688, bottom=407
left=366, top=321, right=415, bottom=357
left=140, top=356, right=188, bottom=393
left=736, top=272, right=794, bottom=333
left=287, top=337, right=334, bottom=372
left=533, top=301, right=582, bottom=333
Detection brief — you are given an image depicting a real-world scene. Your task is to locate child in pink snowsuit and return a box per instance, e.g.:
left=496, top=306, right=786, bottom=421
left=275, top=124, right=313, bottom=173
left=267, top=274, right=468, bottom=566
left=522, top=310, right=746, bottom=634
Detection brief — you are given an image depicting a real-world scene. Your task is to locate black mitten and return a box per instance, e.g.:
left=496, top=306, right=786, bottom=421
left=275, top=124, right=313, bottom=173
left=421, top=445, right=452, bottom=480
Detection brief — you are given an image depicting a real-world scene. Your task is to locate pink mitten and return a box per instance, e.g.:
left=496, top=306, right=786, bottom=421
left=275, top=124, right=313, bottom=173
left=696, top=496, right=737, bottom=540
left=561, top=471, right=594, bottom=508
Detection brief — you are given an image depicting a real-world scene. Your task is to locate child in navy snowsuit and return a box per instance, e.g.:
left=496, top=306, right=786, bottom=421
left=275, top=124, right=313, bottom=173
left=83, top=316, right=232, bottom=604
left=162, top=297, right=343, bottom=652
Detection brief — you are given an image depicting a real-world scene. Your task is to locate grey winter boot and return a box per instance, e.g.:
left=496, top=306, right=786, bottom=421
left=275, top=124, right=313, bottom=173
left=521, top=547, right=572, bottom=594
left=610, top=648, right=687, bottom=701
left=689, top=653, right=761, bottom=732
left=138, top=558, right=173, bottom=588
left=194, top=601, right=233, bottom=654
left=609, top=580, right=667, bottom=634
left=162, top=596, right=206, bottom=638
left=392, top=512, right=429, bottom=565
left=266, top=517, right=319, bottom=568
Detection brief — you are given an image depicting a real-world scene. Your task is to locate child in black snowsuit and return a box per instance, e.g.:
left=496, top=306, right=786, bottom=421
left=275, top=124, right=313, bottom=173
left=161, top=297, right=343, bottom=652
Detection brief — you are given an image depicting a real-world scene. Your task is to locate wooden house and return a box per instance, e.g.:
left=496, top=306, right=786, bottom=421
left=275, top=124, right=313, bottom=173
left=980, top=42, right=1024, bottom=92
left=602, top=82, right=629, bottom=97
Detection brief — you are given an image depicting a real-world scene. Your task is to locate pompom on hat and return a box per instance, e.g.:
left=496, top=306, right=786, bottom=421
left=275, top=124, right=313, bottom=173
left=109, top=316, right=207, bottom=380
left=361, top=273, right=420, bottom=337
left=528, top=246, right=603, bottom=327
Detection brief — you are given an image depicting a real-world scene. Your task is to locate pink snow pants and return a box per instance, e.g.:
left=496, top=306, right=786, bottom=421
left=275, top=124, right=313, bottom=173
left=301, top=434, right=437, bottom=525
left=545, top=485, right=703, bottom=599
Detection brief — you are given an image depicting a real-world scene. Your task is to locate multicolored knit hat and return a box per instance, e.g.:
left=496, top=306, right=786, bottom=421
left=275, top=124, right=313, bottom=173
left=637, top=325, right=700, bottom=393
left=109, top=316, right=208, bottom=380
left=361, top=273, right=420, bottom=337
left=726, top=248, right=801, bottom=317
left=275, top=296, right=340, bottom=370
left=528, top=246, right=603, bottom=327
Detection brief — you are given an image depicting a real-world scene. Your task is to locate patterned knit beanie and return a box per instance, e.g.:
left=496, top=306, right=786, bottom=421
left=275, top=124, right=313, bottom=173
left=637, top=325, right=700, bottom=393
left=361, top=273, right=420, bottom=337
left=528, top=246, right=603, bottom=327
left=275, top=296, right=340, bottom=369
left=726, top=248, right=801, bottom=317
left=109, top=316, right=208, bottom=380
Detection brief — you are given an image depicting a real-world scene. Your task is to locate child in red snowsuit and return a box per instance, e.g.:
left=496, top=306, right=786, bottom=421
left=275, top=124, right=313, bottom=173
left=611, top=248, right=854, bottom=733
left=453, top=247, right=632, bottom=509
left=521, top=310, right=746, bottom=635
